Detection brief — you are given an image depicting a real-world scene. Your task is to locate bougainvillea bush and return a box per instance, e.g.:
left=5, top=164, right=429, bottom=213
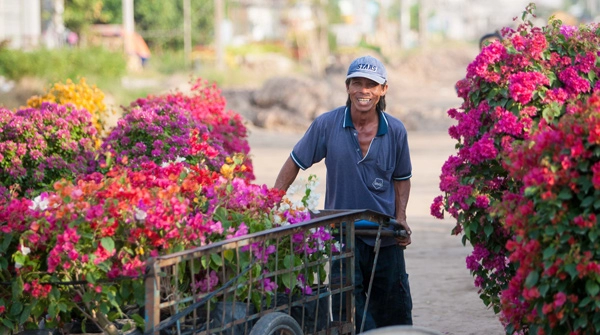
left=496, top=93, right=600, bottom=334
left=27, top=78, right=111, bottom=140
left=0, top=102, right=98, bottom=199
left=122, top=78, right=254, bottom=180
left=430, top=3, right=600, bottom=331
left=0, top=78, right=333, bottom=334
left=0, top=159, right=274, bottom=334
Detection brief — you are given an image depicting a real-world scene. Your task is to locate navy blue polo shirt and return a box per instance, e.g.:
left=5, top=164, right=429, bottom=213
left=290, top=106, right=412, bottom=246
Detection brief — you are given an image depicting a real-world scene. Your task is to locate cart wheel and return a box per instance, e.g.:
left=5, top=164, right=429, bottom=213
left=249, top=312, right=303, bottom=335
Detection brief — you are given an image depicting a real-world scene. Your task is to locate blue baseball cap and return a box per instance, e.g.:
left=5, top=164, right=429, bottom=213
left=346, top=55, right=387, bottom=85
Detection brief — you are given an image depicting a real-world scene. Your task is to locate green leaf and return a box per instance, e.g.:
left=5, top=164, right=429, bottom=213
left=12, top=277, right=23, bottom=299
left=88, top=271, right=99, bottom=284
left=10, top=301, right=23, bottom=316
left=484, top=224, right=493, bottom=238
left=524, top=271, right=539, bottom=288
left=281, top=273, right=296, bottom=289
left=0, top=233, right=13, bottom=253
left=1, top=318, right=14, bottom=329
left=83, top=291, right=94, bottom=303
left=18, top=303, right=33, bottom=325
left=223, top=249, right=234, bottom=262
left=120, top=282, right=132, bottom=300
left=558, top=189, right=572, bottom=200
left=524, top=186, right=538, bottom=197
left=565, top=264, right=578, bottom=279
left=586, top=280, right=600, bottom=296
left=283, top=255, right=295, bottom=269
left=101, top=237, right=115, bottom=253
left=579, top=296, right=592, bottom=307
left=133, top=282, right=145, bottom=306
left=581, top=196, right=595, bottom=208
left=588, top=70, right=597, bottom=82
left=542, top=246, right=556, bottom=259
left=210, top=253, right=223, bottom=267
left=538, top=283, right=549, bottom=297
left=574, top=315, right=588, bottom=329
left=131, top=314, right=145, bottom=328
left=57, top=302, right=68, bottom=313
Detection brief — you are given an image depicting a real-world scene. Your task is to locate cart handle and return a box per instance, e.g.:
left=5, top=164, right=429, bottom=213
left=354, top=218, right=409, bottom=238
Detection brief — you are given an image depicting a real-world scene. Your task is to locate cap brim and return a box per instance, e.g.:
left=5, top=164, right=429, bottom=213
left=346, top=72, right=386, bottom=85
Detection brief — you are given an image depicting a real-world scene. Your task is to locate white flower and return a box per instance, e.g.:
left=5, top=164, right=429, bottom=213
left=21, top=244, right=31, bottom=256
left=29, top=194, right=49, bottom=211
left=134, top=207, right=147, bottom=221
left=15, top=262, right=22, bottom=269
left=162, top=156, right=186, bottom=168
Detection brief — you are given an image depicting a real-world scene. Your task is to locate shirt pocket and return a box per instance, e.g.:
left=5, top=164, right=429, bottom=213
left=361, top=162, right=394, bottom=193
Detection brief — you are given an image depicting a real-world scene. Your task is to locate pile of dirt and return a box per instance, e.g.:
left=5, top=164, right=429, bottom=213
left=223, top=45, right=479, bottom=133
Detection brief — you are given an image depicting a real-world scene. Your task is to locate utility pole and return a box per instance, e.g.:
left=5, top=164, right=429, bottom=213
left=183, top=0, right=192, bottom=69
left=418, top=0, right=427, bottom=47
left=122, top=0, right=134, bottom=55
left=399, top=0, right=411, bottom=50
left=587, top=0, right=598, bottom=20
left=214, top=0, right=225, bottom=70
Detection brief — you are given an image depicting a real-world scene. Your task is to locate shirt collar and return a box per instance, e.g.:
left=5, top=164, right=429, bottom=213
left=343, top=107, right=388, bottom=136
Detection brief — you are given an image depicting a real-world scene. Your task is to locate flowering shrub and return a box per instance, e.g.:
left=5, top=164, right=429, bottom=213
left=496, top=94, right=600, bottom=334
left=430, top=3, right=600, bottom=324
left=0, top=102, right=98, bottom=199
left=127, top=78, right=254, bottom=179
left=0, top=160, right=280, bottom=333
left=27, top=78, right=110, bottom=139
left=104, top=78, right=254, bottom=180
left=0, top=76, right=332, bottom=333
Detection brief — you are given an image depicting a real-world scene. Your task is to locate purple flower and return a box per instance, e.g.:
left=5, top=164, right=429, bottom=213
left=559, top=25, right=577, bottom=39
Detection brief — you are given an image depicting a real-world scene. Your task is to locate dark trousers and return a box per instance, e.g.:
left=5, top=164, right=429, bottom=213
left=331, top=238, right=412, bottom=333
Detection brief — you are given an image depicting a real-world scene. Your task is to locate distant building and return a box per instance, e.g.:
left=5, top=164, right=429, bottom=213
left=0, top=0, right=41, bottom=49
left=429, top=0, right=566, bottom=42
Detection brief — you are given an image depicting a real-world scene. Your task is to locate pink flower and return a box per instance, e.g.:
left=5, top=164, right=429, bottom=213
left=553, top=292, right=567, bottom=308
left=430, top=195, right=445, bottom=219
left=558, top=67, right=591, bottom=94
left=508, top=71, right=549, bottom=105
left=560, top=25, right=577, bottom=39
left=474, top=195, right=490, bottom=209
left=591, top=162, right=600, bottom=189
left=467, top=134, right=498, bottom=164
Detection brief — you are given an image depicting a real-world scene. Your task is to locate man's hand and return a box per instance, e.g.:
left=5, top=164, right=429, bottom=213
left=395, top=220, right=412, bottom=247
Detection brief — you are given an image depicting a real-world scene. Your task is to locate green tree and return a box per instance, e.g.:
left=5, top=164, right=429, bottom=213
left=133, top=0, right=181, bottom=51
left=64, top=0, right=114, bottom=35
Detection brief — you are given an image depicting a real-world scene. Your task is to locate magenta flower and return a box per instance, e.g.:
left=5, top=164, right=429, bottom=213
left=508, top=71, right=549, bottom=105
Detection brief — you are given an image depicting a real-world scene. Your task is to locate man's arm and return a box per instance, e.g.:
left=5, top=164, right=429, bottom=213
left=394, top=179, right=411, bottom=246
left=274, top=156, right=301, bottom=191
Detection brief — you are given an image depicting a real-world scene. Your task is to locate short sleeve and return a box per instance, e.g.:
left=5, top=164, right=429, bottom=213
left=392, top=124, right=412, bottom=180
left=291, top=116, right=328, bottom=170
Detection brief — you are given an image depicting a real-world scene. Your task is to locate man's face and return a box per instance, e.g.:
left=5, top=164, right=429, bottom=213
left=346, top=77, right=388, bottom=113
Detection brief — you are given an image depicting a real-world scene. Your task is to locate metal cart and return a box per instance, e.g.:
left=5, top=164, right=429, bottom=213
left=143, top=209, right=406, bottom=335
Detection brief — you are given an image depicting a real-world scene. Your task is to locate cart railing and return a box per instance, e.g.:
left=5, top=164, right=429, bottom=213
left=143, top=209, right=394, bottom=335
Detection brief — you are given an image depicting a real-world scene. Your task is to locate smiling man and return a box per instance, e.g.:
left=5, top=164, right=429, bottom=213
left=274, top=55, right=413, bottom=332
